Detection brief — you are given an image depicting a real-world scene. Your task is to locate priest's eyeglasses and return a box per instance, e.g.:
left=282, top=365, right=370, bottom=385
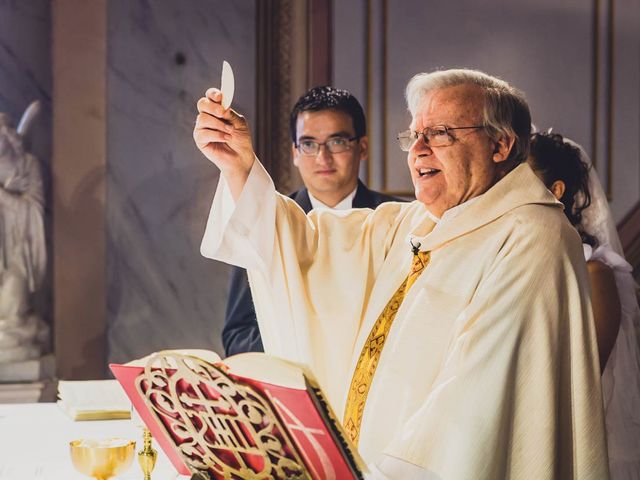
left=397, top=125, right=485, bottom=152
left=296, top=136, right=358, bottom=156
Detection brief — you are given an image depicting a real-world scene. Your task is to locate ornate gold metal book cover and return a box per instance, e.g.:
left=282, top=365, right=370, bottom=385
left=111, top=351, right=364, bottom=479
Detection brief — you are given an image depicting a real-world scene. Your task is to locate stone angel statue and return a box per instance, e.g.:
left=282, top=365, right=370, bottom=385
left=0, top=101, right=49, bottom=364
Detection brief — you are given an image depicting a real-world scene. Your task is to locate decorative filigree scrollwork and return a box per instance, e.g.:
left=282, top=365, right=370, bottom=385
left=135, top=352, right=310, bottom=479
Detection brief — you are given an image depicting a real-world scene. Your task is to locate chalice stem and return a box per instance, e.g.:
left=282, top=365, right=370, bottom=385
left=139, top=428, right=157, bottom=479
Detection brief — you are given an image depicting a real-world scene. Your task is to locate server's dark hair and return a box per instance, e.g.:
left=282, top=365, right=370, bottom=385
left=289, top=86, right=366, bottom=143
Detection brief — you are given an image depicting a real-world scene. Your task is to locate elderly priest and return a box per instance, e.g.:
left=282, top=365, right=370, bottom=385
left=193, top=69, right=609, bottom=479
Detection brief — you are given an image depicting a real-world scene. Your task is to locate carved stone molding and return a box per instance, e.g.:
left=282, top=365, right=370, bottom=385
left=256, top=0, right=298, bottom=194
left=256, top=0, right=332, bottom=194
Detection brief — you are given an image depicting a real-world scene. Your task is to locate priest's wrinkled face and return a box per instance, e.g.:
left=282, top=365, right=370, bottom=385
left=292, top=109, right=367, bottom=208
left=407, top=84, right=512, bottom=218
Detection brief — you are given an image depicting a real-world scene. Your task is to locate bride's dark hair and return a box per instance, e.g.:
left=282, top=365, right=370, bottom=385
left=529, top=132, right=598, bottom=247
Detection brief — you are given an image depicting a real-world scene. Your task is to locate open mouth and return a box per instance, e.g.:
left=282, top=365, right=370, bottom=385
left=418, top=168, right=441, bottom=177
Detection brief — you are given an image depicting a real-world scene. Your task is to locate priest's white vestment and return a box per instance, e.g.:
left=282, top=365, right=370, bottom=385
left=201, top=161, right=609, bottom=479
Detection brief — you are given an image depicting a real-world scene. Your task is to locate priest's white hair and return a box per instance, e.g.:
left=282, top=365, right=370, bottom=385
left=405, top=68, right=531, bottom=164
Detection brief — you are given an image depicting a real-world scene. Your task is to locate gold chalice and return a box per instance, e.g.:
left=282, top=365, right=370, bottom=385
left=70, top=438, right=136, bottom=480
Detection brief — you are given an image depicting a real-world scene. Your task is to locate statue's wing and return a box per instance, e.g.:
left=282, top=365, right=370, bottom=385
left=16, top=100, right=42, bottom=137
left=23, top=154, right=46, bottom=292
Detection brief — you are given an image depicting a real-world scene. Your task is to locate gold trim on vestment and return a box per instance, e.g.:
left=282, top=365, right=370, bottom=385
left=342, top=251, right=430, bottom=445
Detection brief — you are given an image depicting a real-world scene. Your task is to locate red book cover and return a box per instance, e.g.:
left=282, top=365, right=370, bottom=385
left=110, top=351, right=363, bottom=479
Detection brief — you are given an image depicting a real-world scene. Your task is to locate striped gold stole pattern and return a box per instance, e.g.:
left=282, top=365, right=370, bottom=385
left=343, top=248, right=431, bottom=445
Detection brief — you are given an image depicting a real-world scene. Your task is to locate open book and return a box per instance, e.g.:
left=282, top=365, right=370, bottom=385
left=57, top=379, right=131, bottom=421
left=110, top=350, right=365, bottom=479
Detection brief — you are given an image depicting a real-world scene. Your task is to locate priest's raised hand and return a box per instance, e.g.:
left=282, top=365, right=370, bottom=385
left=193, top=88, right=255, bottom=200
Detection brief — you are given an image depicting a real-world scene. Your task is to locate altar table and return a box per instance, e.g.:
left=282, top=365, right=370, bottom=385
left=0, top=403, right=188, bottom=480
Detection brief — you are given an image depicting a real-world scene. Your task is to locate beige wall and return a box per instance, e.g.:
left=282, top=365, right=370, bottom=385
left=334, top=0, right=640, bottom=221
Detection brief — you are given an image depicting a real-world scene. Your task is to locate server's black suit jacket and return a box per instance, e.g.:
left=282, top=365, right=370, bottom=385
left=222, top=180, right=400, bottom=356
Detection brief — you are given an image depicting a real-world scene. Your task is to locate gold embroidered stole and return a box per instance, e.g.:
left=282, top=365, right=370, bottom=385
left=343, top=248, right=431, bottom=445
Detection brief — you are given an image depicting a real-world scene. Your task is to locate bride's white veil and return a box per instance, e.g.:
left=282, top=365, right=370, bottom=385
left=564, top=138, right=624, bottom=256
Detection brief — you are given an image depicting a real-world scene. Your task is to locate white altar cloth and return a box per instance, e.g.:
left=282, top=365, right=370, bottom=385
left=0, top=403, right=188, bottom=480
